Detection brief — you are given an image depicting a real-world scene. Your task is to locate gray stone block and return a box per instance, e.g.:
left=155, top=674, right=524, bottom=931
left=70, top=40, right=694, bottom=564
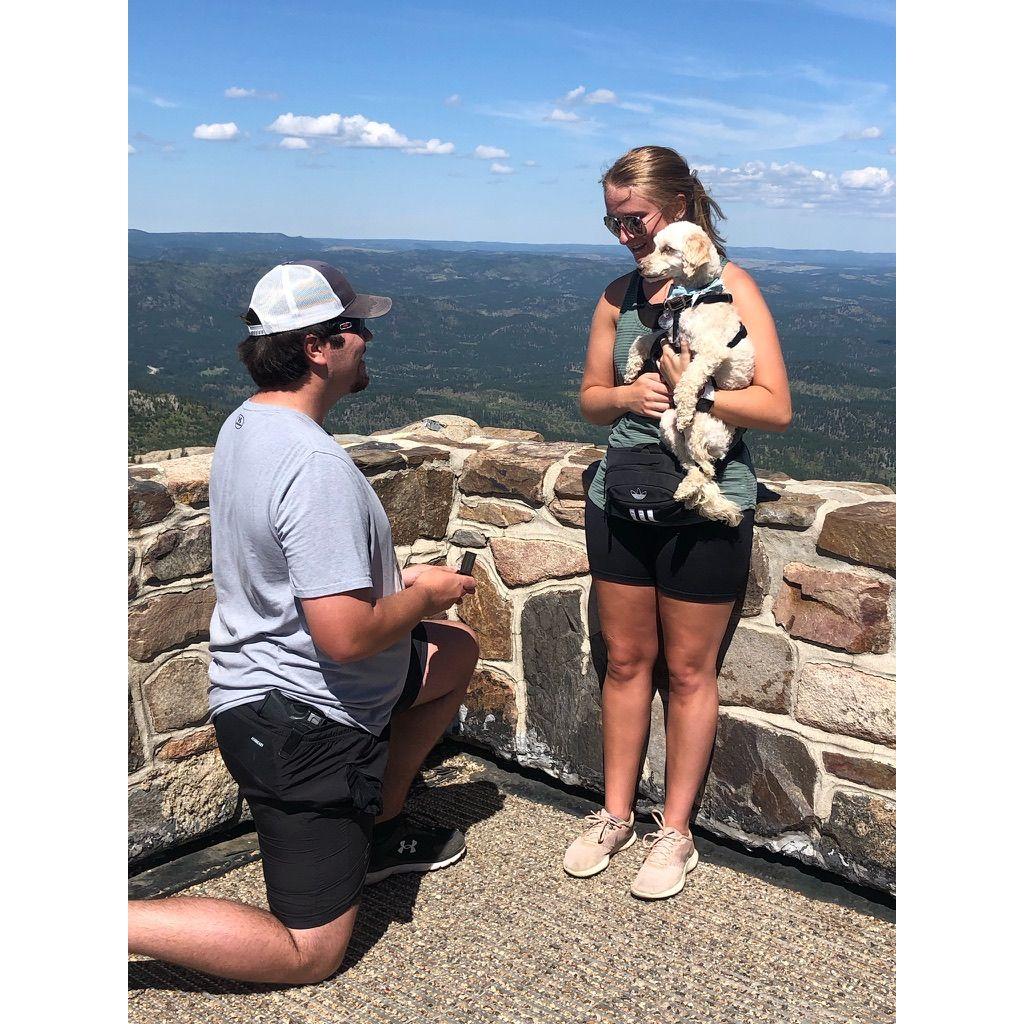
left=523, top=590, right=603, bottom=787
left=143, top=522, right=212, bottom=584
left=795, top=662, right=895, bottom=746
left=702, top=715, right=817, bottom=837
left=128, top=751, right=240, bottom=864
left=820, top=789, right=895, bottom=891
left=719, top=626, right=798, bottom=714
left=459, top=666, right=517, bottom=757
left=129, top=693, right=144, bottom=773
left=143, top=654, right=211, bottom=733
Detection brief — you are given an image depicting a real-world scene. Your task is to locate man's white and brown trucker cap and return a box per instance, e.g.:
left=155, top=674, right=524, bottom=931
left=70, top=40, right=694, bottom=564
left=243, top=260, right=392, bottom=336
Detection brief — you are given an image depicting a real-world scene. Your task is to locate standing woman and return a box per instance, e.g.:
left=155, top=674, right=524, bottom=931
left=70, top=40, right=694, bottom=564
left=565, top=146, right=791, bottom=899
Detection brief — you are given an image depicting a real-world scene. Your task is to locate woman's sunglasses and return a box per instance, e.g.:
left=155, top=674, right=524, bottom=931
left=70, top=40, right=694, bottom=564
left=602, top=207, right=664, bottom=238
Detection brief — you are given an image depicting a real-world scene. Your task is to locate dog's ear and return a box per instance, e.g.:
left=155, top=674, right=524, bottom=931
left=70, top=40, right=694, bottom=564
left=681, top=230, right=711, bottom=274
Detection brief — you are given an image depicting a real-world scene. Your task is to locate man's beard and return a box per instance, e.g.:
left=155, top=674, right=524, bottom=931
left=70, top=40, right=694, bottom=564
left=350, top=372, right=369, bottom=394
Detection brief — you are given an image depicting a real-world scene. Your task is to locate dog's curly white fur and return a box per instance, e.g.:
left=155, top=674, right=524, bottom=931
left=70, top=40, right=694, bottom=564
left=621, top=221, right=755, bottom=526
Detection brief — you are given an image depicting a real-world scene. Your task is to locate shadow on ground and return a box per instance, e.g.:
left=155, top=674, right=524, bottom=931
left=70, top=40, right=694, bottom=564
left=129, top=771, right=505, bottom=995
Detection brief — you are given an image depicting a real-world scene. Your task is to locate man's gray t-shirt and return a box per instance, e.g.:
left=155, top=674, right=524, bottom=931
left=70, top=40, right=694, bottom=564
left=207, top=400, right=408, bottom=736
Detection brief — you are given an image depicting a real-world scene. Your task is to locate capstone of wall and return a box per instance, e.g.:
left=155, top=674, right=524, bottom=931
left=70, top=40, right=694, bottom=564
left=128, top=415, right=895, bottom=892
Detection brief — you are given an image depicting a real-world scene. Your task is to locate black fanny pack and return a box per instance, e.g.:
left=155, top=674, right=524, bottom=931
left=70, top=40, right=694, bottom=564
left=603, top=444, right=695, bottom=524
left=604, top=434, right=745, bottom=525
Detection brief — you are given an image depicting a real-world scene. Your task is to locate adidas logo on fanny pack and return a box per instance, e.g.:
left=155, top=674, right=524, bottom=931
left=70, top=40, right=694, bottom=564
left=629, top=509, right=656, bottom=522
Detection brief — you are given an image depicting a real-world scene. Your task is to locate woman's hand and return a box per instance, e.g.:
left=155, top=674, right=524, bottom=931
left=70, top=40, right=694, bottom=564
left=625, top=372, right=672, bottom=419
left=657, top=343, right=691, bottom=393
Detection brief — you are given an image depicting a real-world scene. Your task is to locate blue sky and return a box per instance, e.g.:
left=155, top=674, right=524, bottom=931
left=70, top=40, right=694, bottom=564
left=129, top=0, right=895, bottom=252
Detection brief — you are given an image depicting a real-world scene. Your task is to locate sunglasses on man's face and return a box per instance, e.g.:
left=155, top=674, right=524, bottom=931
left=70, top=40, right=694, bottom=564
left=602, top=207, right=664, bottom=238
left=336, top=318, right=367, bottom=336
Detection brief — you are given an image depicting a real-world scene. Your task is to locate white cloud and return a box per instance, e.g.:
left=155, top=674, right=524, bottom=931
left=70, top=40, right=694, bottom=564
left=406, top=138, right=456, bottom=155
left=272, top=112, right=406, bottom=145
left=268, top=113, right=345, bottom=137
left=128, top=143, right=136, bottom=155
left=523, top=159, right=537, bottom=167
left=477, top=101, right=600, bottom=135
left=638, top=91, right=884, bottom=151
left=840, top=166, right=892, bottom=190
left=695, top=160, right=895, bottom=215
left=474, top=144, right=509, bottom=159
left=490, top=162, right=514, bottom=175
left=129, top=85, right=178, bottom=109
left=618, top=100, right=654, bottom=113
left=444, top=93, right=462, bottom=107
left=279, top=137, right=309, bottom=150
left=842, top=125, right=883, bottom=140
left=225, top=86, right=280, bottom=100
left=560, top=85, right=618, bottom=106
left=193, top=122, right=240, bottom=141
left=266, top=112, right=453, bottom=155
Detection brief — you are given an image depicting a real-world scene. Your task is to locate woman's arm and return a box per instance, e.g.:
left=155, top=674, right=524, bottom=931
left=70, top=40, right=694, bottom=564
left=580, top=275, right=671, bottom=425
left=657, top=263, right=792, bottom=432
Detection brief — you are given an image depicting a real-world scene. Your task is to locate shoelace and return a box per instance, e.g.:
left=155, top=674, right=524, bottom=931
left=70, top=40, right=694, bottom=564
left=583, top=809, right=628, bottom=844
left=641, top=810, right=689, bottom=867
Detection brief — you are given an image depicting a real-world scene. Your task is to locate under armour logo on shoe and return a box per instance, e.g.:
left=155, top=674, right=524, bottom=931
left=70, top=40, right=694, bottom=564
left=398, top=839, right=417, bottom=854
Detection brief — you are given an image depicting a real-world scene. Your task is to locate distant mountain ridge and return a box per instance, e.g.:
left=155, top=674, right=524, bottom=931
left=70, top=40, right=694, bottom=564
left=128, top=229, right=896, bottom=268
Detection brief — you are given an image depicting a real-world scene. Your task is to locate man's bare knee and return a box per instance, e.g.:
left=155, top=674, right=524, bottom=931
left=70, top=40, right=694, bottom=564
left=282, top=913, right=355, bottom=985
left=284, top=931, right=349, bottom=985
left=432, top=620, right=480, bottom=686
left=450, top=623, right=479, bottom=678
left=288, top=951, right=344, bottom=986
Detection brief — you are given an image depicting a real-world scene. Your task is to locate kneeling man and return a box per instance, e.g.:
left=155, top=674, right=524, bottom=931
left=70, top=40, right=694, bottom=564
left=129, top=261, right=478, bottom=984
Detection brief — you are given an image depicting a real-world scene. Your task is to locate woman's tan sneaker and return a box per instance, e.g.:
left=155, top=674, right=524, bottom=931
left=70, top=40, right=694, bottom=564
left=563, top=808, right=637, bottom=878
left=630, top=810, right=699, bottom=899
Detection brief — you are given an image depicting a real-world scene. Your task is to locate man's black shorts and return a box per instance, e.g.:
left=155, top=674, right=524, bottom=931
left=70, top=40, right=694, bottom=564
left=213, top=623, right=429, bottom=929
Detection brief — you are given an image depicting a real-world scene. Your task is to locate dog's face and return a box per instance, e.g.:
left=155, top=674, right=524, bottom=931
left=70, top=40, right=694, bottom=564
left=638, top=221, right=721, bottom=283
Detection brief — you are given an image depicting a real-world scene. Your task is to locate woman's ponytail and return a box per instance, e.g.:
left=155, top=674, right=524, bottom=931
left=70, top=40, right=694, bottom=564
left=687, top=170, right=727, bottom=255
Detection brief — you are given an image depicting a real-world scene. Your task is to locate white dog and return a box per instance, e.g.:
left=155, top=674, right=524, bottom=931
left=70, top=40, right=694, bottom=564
left=622, top=221, right=755, bottom=526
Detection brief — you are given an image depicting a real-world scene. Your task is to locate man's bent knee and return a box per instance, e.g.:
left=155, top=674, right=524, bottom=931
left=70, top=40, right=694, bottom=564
left=286, top=927, right=351, bottom=985
left=432, top=620, right=480, bottom=683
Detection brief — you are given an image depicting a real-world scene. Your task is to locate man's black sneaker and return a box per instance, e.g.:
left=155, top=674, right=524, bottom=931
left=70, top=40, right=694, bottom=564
left=365, top=815, right=466, bottom=884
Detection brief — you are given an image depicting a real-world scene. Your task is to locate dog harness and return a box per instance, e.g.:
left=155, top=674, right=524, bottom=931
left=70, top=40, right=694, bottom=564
left=659, top=287, right=748, bottom=354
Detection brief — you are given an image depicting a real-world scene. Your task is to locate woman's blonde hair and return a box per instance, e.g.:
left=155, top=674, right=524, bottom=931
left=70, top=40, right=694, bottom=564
left=601, top=145, right=727, bottom=256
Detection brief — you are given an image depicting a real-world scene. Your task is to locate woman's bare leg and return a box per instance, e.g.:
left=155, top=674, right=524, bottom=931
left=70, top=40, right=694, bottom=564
left=593, top=579, right=660, bottom=820
left=656, top=594, right=737, bottom=833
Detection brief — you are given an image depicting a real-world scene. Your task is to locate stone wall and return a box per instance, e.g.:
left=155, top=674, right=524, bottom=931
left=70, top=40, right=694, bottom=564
left=128, top=417, right=895, bottom=893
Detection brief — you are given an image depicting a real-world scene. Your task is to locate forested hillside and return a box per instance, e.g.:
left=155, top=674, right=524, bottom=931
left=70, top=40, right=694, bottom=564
left=128, top=232, right=895, bottom=484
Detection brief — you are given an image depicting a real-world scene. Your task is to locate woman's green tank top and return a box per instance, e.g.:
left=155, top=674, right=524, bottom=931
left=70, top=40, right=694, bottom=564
left=586, top=267, right=757, bottom=520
